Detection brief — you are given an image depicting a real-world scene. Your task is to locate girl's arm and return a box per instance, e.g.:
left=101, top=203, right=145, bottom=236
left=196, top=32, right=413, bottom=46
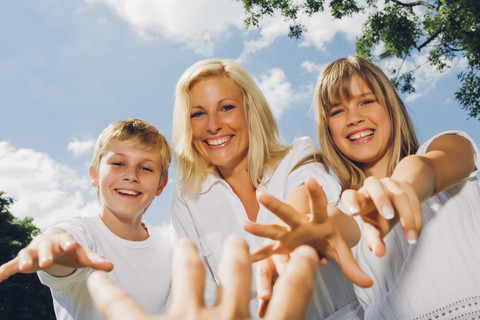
left=342, top=134, right=475, bottom=256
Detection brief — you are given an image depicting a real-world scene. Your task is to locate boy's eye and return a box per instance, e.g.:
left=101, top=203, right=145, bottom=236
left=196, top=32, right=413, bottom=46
left=141, top=167, right=153, bottom=172
left=111, top=162, right=123, bottom=166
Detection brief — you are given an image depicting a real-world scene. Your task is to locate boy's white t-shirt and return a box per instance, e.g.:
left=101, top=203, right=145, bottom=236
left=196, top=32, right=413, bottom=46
left=38, top=214, right=173, bottom=320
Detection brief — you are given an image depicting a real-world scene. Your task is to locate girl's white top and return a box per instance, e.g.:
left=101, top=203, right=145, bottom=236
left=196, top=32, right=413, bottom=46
left=172, top=136, right=363, bottom=319
left=354, top=131, right=480, bottom=320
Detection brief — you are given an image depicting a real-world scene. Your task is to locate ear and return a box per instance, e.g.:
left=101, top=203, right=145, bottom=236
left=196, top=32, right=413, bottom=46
left=155, top=178, right=168, bottom=196
left=90, top=166, right=99, bottom=188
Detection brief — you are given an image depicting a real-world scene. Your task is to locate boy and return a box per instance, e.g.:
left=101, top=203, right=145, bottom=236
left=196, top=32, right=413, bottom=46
left=0, top=118, right=173, bottom=320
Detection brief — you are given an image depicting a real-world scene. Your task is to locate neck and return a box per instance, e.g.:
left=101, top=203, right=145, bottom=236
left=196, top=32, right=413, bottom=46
left=100, top=213, right=149, bottom=241
left=217, top=165, right=259, bottom=222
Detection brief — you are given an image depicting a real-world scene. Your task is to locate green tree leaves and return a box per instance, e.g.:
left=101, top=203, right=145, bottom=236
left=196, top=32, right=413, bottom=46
left=0, top=192, right=56, bottom=320
left=239, top=0, right=480, bottom=120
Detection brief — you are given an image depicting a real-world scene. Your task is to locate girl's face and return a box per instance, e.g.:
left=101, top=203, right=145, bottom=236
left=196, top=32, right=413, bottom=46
left=327, top=73, right=392, bottom=176
left=189, top=76, right=249, bottom=175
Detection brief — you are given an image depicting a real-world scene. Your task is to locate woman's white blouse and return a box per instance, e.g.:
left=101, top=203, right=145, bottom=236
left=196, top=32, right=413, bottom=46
left=172, top=137, right=363, bottom=319
left=353, top=131, right=480, bottom=319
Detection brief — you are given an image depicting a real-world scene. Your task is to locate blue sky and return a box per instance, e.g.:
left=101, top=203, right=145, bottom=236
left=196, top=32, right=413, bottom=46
left=1, top=0, right=478, bottom=230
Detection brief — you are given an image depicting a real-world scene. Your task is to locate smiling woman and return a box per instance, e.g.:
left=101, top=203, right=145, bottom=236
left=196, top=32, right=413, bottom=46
left=171, top=58, right=365, bottom=319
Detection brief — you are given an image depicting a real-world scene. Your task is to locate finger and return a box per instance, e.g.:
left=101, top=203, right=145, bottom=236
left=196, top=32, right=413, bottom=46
left=87, top=271, right=149, bottom=320
left=363, top=223, right=386, bottom=257
left=78, top=246, right=114, bottom=271
left=243, top=220, right=288, bottom=241
left=257, top=191, right=303, bottom=228
left=329, top=234, right=374, bottom=288
left=257, top=299, right=269, bottom=318
left=341, top=189, right=374, bottom=216
left=169, top=238, right=205, bottom=314
left=0, top=258, right=22, bottom=282
left=16, top=248, right=39, bottom=272
left=217, top=235, right=251, bottom=318
left=255, top=258, right=275, bottom=302
left=392, top=181, right=422, bottom=244
left=363, top=177, right=395, bottom=220
left=272, top=254, right=290, bottom=275
left=305, top=177, right=328, bottom=223
left=250, top=243, right=276, bottom=263
left=264, top=246, right=317, bottom=320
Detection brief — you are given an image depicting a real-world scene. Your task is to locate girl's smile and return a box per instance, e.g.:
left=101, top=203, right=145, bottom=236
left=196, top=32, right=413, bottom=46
left=328, top=73, right=392, bottom=176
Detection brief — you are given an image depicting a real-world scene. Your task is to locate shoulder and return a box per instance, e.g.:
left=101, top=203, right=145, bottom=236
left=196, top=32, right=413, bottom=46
left=418, top=131, right=480, bottom=175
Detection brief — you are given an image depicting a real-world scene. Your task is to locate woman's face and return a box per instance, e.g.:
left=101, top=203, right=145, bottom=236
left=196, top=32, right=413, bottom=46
left=189, top=76, right=249, bottom=174
left=327, top=73, right=392, bottom=175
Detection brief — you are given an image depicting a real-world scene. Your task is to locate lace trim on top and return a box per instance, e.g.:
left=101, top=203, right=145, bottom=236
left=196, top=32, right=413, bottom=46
left=414, top=296, right=480, bottom=320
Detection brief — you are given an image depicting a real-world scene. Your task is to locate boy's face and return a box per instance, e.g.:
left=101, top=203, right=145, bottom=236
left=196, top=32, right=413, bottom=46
left=90, top=139, right=167, bottom=223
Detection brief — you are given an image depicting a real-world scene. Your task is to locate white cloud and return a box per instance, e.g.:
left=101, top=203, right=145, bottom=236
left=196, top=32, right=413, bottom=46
left=256, top=68, right=309, bottom=118
left=237, top=17, right=290, bottom=63
left=85, top=0, right=244, bottom=55
left=298, top=9, right=366, bottom=51
left=301, top=60, right=328, bottom=75
left=68, top=138, right=95, bottom=156
left=0, top=141, right=98, bottom=230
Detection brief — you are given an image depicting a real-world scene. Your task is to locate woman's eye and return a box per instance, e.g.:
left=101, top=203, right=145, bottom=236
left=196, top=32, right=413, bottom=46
left=190, top=111, right=204, bottom=118
left=221, top=104, right=235, bottom=112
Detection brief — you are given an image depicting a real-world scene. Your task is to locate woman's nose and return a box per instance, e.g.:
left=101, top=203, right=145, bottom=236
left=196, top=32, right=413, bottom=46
left=207, top=114, right=222, bottom=134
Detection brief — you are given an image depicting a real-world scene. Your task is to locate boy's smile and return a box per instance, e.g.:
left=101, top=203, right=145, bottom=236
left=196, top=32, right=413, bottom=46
left=90, top=139, right=167, bottom=239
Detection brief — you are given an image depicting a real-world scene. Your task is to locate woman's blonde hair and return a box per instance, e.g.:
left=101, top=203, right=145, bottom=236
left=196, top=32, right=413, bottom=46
left=173, top=58, right=290, bottom=192
left=315, top=55, right=418, bottom=190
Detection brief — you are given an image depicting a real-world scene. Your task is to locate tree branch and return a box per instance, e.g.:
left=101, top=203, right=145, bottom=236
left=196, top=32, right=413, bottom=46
left=390, top=0, right=438, bottom=12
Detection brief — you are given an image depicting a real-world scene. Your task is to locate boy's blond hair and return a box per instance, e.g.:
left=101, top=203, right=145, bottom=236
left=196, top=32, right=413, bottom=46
left=315, top=56, right=419, bottom=190
left=173, top=58, right=291, bottom=192
left=92, top=118, right=171, bottom=184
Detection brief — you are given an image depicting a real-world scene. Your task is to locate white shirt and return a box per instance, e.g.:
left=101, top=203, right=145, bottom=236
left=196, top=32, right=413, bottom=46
left=172, top=137, right=363, bottom=319
left=38, top=215, right=173, bottom=320
left=354, top=131, right=480, bottom=319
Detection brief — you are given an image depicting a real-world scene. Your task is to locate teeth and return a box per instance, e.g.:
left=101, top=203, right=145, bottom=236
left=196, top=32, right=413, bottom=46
left=207, top=136, right=231, bottom=146
left=117, top=189, right=140, bottom=196
left=349, top=130, right=373, bottom=140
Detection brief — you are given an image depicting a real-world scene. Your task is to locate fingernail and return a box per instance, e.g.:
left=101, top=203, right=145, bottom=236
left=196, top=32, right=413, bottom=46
left=407, top=230, right=417, bottom=244
left=382, top=205, right=395, bottom=220
left=19, top=260, right=27, bottom=271
left=62, top=240, right=74, bottom=250
left=259, top=290, right=269, bottom=298
left=348, top=205, right=359, bottom=215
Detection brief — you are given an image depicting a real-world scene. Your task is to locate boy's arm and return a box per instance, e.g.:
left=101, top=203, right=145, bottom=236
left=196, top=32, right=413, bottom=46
left=0, top=227, right=113, bottom=282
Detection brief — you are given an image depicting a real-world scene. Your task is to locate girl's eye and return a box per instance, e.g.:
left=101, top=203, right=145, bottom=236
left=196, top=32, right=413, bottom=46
left=141, top=167, right=153, bottom=172
left=111, top=162, right=123, bottom=167
left=361, top=99, right=374, bottom=106
left=221, top=104, right=235, bottom=112
left=190, top=111, right=204, bottom=118
left=328, top=108, right=343, bottom=117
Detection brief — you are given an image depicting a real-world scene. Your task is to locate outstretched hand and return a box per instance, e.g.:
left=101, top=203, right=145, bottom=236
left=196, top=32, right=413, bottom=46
left=244, top=177, right=373, bottom=288
left=87, top=236, right=319, bottom=320
left=0, top=227, right=113, bottom=282
left=341, top=176, right=422, bottom=257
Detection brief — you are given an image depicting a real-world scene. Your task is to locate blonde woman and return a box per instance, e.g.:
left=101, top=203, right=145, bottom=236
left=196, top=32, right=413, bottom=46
left=171, top=58, right=366, bottom=319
